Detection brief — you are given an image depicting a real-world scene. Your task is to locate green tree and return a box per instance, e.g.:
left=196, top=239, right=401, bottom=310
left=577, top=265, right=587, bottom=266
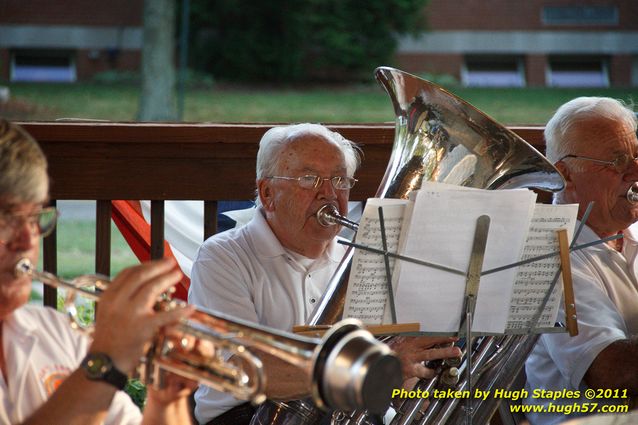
left=189, top=0, right=428, bottom=82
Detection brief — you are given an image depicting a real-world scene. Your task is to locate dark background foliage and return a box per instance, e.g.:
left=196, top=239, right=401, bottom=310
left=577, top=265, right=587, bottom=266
left=187, top=0, right=428, bottom=83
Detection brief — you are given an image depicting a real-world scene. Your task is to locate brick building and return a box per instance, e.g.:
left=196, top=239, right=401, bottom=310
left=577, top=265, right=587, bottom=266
left=0, top=0, right=143, bottom=82
left=397, top=0, right=638, bottom=87
left=1, top=0, right=636, bottom=87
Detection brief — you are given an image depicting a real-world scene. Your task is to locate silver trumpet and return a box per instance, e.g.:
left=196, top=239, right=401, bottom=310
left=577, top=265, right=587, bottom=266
left=16, top=258, right=402, bottom=412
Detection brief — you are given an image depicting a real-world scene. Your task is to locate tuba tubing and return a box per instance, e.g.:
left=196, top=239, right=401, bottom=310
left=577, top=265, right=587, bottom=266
left=303, top=66, right=565, bottom=425
left=15, top=258, right=402, bottom=413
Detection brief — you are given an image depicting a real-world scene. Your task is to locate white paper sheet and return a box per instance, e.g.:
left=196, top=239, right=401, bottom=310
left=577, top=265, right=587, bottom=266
left=394, top=182, right=537, bottom=334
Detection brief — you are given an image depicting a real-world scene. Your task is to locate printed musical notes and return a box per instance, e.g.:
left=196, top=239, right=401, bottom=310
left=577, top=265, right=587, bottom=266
left=505, top=204, right=578, bottom=333
left=343, top=198, right=410, bottom=325
left=342, top=183, right=579, bottom=337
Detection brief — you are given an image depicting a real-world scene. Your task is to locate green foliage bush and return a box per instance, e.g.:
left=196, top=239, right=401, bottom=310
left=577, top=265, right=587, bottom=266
left=125, top=379, right=148, bottom=409
left=188, top=0, right=429, bottom=82
left=54, top=296, right=147, bottom=409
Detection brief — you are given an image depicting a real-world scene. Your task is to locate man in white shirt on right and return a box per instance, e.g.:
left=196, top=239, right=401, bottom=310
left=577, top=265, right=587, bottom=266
left=525, top=97, right=638, bottom=424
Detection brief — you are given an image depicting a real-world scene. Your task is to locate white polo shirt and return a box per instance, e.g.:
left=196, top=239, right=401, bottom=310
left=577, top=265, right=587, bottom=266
left=525, top=223, right=638, bottom=425
left=188, top=208, right=347, bottom=423
left=0, top=304, right=141, bottom=425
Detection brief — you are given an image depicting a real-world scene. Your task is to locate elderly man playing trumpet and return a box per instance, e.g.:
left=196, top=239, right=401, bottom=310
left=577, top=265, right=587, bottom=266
left=524, top=97, right=638, bottom=424
left=0, top=119, right=195, bottom=425
left=189, top=123, right=461, bottom=425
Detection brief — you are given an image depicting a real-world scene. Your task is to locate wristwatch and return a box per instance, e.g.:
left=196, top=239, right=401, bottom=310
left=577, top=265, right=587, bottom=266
left=80, top=352, right=128, bottom=391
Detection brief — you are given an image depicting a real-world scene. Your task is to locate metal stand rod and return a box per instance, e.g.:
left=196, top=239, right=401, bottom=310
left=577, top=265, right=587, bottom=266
left=460, top=215, right=491, bottom=425
left=465, top=307, right=473, bottom=425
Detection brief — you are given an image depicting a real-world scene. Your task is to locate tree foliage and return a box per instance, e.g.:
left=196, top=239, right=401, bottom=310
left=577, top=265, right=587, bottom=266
left=188, top=0, right=428, bottom=82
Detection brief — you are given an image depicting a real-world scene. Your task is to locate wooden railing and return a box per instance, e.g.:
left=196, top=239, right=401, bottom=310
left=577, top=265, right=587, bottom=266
left=20, top=122, right=546, bottom=307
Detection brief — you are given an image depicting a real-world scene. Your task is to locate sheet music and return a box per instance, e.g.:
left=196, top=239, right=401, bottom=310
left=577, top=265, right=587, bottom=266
left=343, top=198, right=410, bottom=324
left=506, top=204, right=578, bottom=332
left=394, top=182, right=537, bottom=334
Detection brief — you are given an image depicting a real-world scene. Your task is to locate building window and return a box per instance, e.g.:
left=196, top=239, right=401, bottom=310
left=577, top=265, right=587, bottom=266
left=11, top=50, right=76, bottom=83
left=542, top=6, right=618, bottom=26
left=462, top=56, right=525, bottom=87
left=548, top=57, right=609, bottom=87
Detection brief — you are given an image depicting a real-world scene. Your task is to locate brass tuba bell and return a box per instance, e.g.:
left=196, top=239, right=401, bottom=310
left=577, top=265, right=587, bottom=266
left=310, top=66, right=564, bottom=327
left=301, top=67, right=565, bottom=425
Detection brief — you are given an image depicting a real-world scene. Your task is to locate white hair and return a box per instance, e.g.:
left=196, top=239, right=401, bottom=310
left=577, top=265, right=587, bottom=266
left=545, top=97, right=637, bottom=166
left=255, top=123, right=361, bottom=205
left=256, top=123, right=361, bottom=178
left=545, top=97, right=637, bottom=202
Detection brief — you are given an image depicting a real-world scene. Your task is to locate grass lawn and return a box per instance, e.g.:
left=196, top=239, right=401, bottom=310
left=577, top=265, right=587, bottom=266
left=52, top=220, right=138, bottom=279
left=6, top=82, right=638, bottom=125
left=30, top=220, right=137, bottom=303
left=30, top=220, right=137, bottom=292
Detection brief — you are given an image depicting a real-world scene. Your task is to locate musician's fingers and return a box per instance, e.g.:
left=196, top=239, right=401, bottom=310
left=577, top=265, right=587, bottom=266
left=130, top=267, right=184, bottom=309
left=412, top=363, right=437, bottom=380
left=417, top=345, right=462, bottom=362
left=147, top=304, right=195, bottom=331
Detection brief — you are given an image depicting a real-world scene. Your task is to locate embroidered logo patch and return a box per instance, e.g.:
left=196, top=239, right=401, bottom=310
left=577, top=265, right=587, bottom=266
left=38, top=365, right=71, bottom=396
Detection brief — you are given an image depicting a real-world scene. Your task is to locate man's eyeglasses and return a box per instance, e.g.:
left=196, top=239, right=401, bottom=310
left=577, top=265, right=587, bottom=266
left=0, top=207, right=59, bottom=244
left=558, top=153, right=638, bottom=174
left=267, top=175, right=357, bottom=190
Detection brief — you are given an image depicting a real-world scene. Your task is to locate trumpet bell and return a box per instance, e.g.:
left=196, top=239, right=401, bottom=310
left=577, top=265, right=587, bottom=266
left=312, top=320, right=402, bottom=413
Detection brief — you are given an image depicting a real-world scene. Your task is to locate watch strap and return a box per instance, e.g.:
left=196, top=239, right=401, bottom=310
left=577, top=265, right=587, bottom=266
left=103, top=364, right=128, bottom=391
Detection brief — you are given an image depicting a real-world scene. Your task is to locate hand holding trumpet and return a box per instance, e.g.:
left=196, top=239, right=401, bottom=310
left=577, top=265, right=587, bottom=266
left=89, top=257, right=195, bottom=374
left=88, top=257, right=198, bottom=422
left=17, top=256, right=402, bottom=414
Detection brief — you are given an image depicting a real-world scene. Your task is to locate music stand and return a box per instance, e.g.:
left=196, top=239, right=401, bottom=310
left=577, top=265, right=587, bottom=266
left=339, top=201, right=618, bottom=425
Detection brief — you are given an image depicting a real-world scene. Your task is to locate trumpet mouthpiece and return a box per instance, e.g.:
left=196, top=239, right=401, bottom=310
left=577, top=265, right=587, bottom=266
left=628, top=183, right=638, bottom=203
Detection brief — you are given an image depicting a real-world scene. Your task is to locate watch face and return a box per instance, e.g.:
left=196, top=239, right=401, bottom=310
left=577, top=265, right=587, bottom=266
left=81, top=352, right=128, bottom=390
left=83, top=352, right=111, bottom=379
